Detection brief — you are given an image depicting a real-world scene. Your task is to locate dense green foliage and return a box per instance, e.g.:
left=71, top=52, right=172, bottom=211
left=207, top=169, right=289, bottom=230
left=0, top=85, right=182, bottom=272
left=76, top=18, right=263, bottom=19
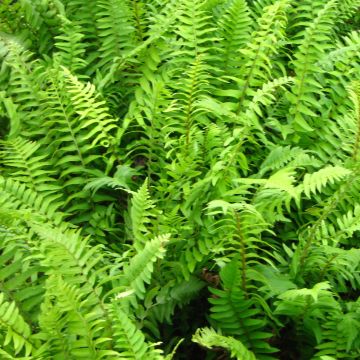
left=0, top=0, right=360, bottom=359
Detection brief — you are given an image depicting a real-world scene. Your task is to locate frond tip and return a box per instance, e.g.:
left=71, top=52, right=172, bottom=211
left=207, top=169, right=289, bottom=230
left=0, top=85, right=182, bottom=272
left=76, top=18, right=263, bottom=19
left=192, top=327, right=256, bottom=360
left=0, top=293, right=34, bottom=356
left=122, top=234, right=170, bottom=298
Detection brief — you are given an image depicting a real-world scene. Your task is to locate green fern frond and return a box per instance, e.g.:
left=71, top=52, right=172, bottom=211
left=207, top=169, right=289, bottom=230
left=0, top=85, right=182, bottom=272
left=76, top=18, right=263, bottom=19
left=287, top=0, right=338, bottom=133
left=305, top=246, right=360, bottom=291
left=249, top=0, right=278, bottom=18
left=17, top=0, right=60, bottom=55
left=1, top=1, right=360, bottom=359
left=274, top=282, right=342, bottom=355
left=54, top=15, right=88, bottom=74
left=0, top=219, right=45, bottom=321
left=193, top=327, right=256, bottom=360
left=0, top=177, right=64, bottom=224
left=336, top=0, right=360, bottom=22
left=302, top=166, right=351, bottom=198
left=122, top=234, right=170, bottom=299
left=109, top=302, right=148, bottom=359
left=39, top=275, right=109, bottom=360
left=216, top=0, right=252, bottom=74
left=130, top=179, right=156, bottom=249
left=96, top=0, right=137, bottom=73
left=237, top=76, right=293, bottom=135
left=61, top=0, right=101, bottom=72
left=173, top=0, right=218, bottom=65
left=309, top=81, right=360, bottom=163
left=318, top=31, right=360, bottom=71
left=31, top=224, right=104, bottom=282
left=259, top=145, right=317, bottom=175
left=348, top=81, right=360, bottom=160
left=316, top=309, right=360, bottom=359
left=206, top=201, right=274, bottom=267
left=84, top=165, right=136, bottom=195
left=209, top=260, right=277, bottom=359
left=95, top=0, right=181, bottom=88
left=234, top=0, right=289, bottom=112
left=1, top=39, right=44, bottom=134
left=0, top=93, right=21, bottom=139
left=167, top=55, right=211, bottom=149
left=124, top=76, right=169, bottom=179
left=63, top=68, right=117, bottom=148
left=0, top=137, right=62, bottom=196
left=0, top=293, right=35, bottom=357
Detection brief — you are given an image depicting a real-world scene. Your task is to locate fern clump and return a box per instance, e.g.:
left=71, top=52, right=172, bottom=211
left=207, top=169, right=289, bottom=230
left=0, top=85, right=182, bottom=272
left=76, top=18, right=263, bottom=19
left=1, top=0, right=360, bottom=359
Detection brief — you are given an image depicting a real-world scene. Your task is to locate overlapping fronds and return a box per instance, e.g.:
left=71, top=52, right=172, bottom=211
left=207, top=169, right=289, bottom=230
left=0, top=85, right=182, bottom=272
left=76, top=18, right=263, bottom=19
left=1, top=1, right=360, bottom=358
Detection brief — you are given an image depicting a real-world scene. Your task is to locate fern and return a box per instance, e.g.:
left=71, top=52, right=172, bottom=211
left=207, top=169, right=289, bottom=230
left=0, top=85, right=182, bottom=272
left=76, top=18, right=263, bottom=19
left=0, top=137, right=61, bottom=196
left=96, top=0, right=137, bottom=73
left=315, top=305, right=360, bottom=359
left=1, top=1, right=360, bottom=358
left=122, top=234, right=170, bottom=299
left=110, top=302, right=164, bottom=359
left=54, top=15, right=88, bottom=74
left=193, top=327, right=257, bottom=360
left=287, top=0, right=338, bottom=133
left=234, top=0, right=289, bottom=112
left=302, top=166, right=351, bottom=198
left=1, top=40, right=44, bottom=135
left=0, top=177, right=64, bottom=224
left=216, top=0, right=253, bottom=74
left=129, top=179, right=156, bottom=249
left=0, top=293, right=35, bottom=357
left=172, top=0, right=217, bottom=65
left=209, top=259, right=277, bottom=359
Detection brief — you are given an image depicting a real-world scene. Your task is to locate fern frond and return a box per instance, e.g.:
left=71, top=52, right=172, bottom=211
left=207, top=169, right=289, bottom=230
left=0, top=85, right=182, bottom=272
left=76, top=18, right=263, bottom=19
left=0, top=293, right=34, bottom=357
left=318, top=31, right=360, bottom=71
left=316, top=309, right=360, bottom=359
left=309, top=81, right=360, bottom=163
left=287, top=0, right=338, bottom=133
left=166, top=55, right=211, bottom=149
left=94, top=0, right=181, bottom=88
left=54, top=15, right=88, bottom=74
left=234, top=0, right=289, bottom=112
left=206, top=201, right=275, bottom=276
left=304, top=246, right=360, bottom=291
left=96, top=0, right=137, bottom=73
left=0, top=137, right=61, bottom=196
left=130, top=179, right=156, bottom=249
left=209, top=260, right=277, bottom=358
left=302, top=166, right=351, bottom=198
left=63, top=68, right=117, bottom=148
left=61, top=1, right=101, bottom=74
left=32, top=224, right=104, bottom=283
left=122, top=234, right=170, bottom=299
left=0, top=92, right=21, bottom=139
left=216, top=0, right=252, bottom=74
left=173, top=0, right=218, bottom=65
left=193, top=327, right=256, bottom=360
left=1, top=39, right=44, bottom=134
left=348, top=81, right=360, bottom=160
left=0, top=177, right=64, bottom=224
left=274, top=282, right=342, bottom=356
left=0, top=217, right=45, bottom=322
left=109, top=302, right=148, bottom=359
left=39, top=275, right=109, bottom=360
left=259, top=145, right=318, bottom=175
left=249, top=0, right=277, bottom=18
left=17, top=0, right=60, bottom=55
left=84, top=165, right=136, bottom=195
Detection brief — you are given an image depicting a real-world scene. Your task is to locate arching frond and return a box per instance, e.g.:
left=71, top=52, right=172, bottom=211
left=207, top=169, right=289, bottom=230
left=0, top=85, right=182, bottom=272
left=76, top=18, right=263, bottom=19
left=193, top=327, right=257, bottom=360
